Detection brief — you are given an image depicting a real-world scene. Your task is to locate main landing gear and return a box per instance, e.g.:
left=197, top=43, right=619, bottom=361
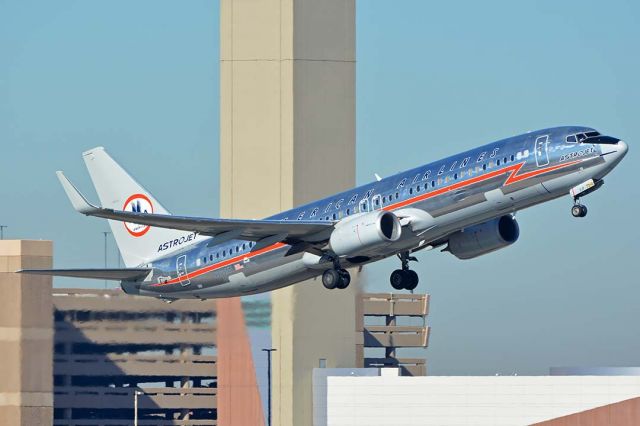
left=571, top=200, right=588, bottom=218
left=390, top=251, right=419, bottom=291
left=321, top=255, right=351, bottom=290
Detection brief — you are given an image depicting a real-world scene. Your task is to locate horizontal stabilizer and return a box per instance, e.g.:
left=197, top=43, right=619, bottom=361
left=18, top=268, right=151, bottom=281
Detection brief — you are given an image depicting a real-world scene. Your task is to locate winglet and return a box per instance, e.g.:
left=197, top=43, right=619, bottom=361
left=56, top=171, right=100, bottom=214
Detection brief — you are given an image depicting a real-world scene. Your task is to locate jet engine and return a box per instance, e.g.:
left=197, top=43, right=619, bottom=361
left=330, top=211, right=402, bottom=257
left=447, top=215, right=519, bottom=260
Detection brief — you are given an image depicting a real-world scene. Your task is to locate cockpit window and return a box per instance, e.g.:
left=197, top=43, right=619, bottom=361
left=566, top=135, right=577, bottom=143
left=576, top=133, right=587, bottom=142
left=585, top=131, right=600, bottom=137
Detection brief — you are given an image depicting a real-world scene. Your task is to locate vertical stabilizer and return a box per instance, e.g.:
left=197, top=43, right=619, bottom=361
left=82, top=147, right=202, bottom=267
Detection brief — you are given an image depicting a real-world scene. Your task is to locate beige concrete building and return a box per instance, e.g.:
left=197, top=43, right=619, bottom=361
left=0, top=240, right=53, bottom=426
left=220, top=1, right=357, bottom=425
left=356, top=293, right=430, bottom=376
left=52, top=289, right=218, bottom=425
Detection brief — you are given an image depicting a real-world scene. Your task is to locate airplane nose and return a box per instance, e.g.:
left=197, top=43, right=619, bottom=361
left=617, top=140, right=628, bottom=156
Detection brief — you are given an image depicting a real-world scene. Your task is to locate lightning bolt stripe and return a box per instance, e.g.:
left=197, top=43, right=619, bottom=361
left=383, top=159, right=583, bottom=212
left=150, top=158, right=585, bottom=288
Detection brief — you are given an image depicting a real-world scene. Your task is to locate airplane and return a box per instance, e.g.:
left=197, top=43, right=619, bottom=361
left=20, top=126, right=627, bottom=300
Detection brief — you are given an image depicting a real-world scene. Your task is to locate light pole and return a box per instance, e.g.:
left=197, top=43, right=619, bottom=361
left=134, top=390, right=143, bottom=426
left=0, top=225, right=7, bottom=240
left=262, top=348, right=277, bottom=426
left=102, top=231, right=110, bottom=289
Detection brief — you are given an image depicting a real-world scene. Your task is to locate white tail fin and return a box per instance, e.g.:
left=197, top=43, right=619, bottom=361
left=82, top=147, right=201, bottom=267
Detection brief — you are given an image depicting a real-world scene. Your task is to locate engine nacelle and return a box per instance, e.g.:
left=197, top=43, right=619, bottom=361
left=330, top=211, right=402, bottom=257
left=448, top=215, right=520, bottom=260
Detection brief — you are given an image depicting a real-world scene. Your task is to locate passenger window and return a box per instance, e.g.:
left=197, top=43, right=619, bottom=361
left=242, top=243, right=246, bottom=250
left=409, top=188, right=413, bottom=195
left=332, top=213, right=337, bottom=220
left=497, top=159, right=501, bottom=166
left=567, top=134, right=577, bottom=143
left=209, top=254, right=213, bottom=261
left=454, top=173, right=458, bottom=180
left=223, top=250, right=227, bottom=257
left=346, top=208, right=351, bottom=215
left=417, top=185, right=421, bottom=192
left=483, top=164, right=487, bottom=171
left=395, top=192, right=399, bottom=199
left=382, top=196, right=386, bottom=203
left=431, top=180, right=435, bottom=187
left=511, top=154, right=515, bottom=161
left=216, top=253, right=220, bottom=259
left=503, top=157, right=507, bottom=164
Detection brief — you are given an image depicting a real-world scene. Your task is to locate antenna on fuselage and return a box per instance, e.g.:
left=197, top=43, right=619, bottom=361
left=374, top=173, right=382, bottom=182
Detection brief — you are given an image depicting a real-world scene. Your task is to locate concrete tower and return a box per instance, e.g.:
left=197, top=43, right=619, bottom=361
left=0, top=240, right=53, bottom=425
left=219, top=1, right=357, bottom=425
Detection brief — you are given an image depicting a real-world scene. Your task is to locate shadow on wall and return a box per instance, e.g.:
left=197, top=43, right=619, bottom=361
left=52, top=304, right=218, bottom=425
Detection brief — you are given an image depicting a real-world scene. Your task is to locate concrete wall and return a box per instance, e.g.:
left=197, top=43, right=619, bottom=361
left=220, top=1, right=357, bottom=425
left=0, top=240, right=53, bottom=426
left=325, top=372, right=640, bottom=426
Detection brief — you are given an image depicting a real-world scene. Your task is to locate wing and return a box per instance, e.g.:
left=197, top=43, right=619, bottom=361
left=18, top=268, right=151, bottom=281
left=56, top=171, right=334, bottom=243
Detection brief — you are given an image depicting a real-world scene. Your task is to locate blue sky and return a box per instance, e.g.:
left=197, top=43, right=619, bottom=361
left=1, top=0, right=639, bottom=375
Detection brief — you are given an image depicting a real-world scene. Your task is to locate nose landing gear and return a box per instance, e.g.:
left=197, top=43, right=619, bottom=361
left=390, top=251, right=419, bottom=291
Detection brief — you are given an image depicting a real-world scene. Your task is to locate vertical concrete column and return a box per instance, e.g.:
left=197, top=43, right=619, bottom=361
left=0, top=240, right=53, bottom=425
left=220, top=1, right=356, bottom=425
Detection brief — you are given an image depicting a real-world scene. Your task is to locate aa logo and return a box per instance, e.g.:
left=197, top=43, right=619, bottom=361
left=123, top=194, right=153, bottom=237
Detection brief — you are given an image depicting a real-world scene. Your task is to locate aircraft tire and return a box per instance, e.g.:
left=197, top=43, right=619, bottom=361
left=579, top=205, right=588, bottom=217
left=405, top=270, right=419, bottom=290
left=336, top=269, right=351, bottom=289
left=322, top=269, right=340, bottom=290
left=390, top=269, right=405, bottom=290
left=571, top=205, right=582, bottom=217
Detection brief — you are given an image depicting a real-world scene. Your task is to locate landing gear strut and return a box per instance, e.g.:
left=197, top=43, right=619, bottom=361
left=321, top=254, right=351, bottom=290
left=571, top=199, right=588, bottom=218
left=390, top=251, right=419, bottom=291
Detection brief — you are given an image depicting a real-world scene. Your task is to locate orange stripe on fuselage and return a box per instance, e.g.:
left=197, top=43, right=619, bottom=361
left=151, top=158, right=584, bottom=289
left=383, top=159, right=582, bottom=212
left=151, top=242, right=286, bottom=287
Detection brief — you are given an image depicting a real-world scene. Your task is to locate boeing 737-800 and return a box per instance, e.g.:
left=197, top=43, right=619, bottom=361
left=21, top=126, right=628, bottom=300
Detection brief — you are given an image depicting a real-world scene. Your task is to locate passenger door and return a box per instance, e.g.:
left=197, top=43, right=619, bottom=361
left=534, top=135, right=550, bottom=167
left=176, top=255, right=191, bottom=287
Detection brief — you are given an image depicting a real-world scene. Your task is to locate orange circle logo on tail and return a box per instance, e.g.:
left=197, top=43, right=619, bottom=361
left=122, top=194, right=153, bottom=237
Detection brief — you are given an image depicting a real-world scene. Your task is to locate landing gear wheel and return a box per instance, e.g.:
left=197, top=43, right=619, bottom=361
left=322, top=269, right=340, bottom=290
left=579, top=205, right=588, bottom=217
left=390, top=269, right=405, bottom=290
left=571, top=204, right=588, bottom=218
left=404, top=270, right=419, bottom=291
left=336, top=269, right=351, bottom=289
left=390, top=269, right=419, bottom=290
left=571, top=205, right=582, bottom=217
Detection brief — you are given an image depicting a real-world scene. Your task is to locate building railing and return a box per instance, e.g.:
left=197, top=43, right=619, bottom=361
left=55, top=320, right=216, bottom=344
left=54, top=387, right=217, bottom=410
left=54, top=354, right=217, bottom=377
